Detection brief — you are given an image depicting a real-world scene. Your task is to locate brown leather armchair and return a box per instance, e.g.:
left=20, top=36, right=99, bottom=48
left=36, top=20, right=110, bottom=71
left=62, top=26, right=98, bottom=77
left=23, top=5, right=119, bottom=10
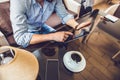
left=0, top=0, right=80, bottom=50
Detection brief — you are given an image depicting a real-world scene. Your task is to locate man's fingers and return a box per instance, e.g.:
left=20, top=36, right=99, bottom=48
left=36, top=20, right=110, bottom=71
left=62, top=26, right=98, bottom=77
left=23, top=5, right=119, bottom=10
left=64, top=34, right=69, bottom=38
left=64, top=31, right=73, bottom=35
left=62, top=31, right=73, bottom=42
left=81, top=21, right=91, bottom=28
left=76, top=20, right=91, bottom=30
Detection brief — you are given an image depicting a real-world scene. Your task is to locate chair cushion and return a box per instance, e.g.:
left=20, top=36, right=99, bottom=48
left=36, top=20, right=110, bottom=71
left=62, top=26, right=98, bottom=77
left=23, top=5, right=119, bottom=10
left=0, top=2, right=13, bottom=36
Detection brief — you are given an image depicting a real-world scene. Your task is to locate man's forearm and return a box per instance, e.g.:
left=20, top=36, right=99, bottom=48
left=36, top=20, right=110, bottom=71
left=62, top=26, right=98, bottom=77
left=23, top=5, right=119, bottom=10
left=30, top=31, right=73, bottom=45
left=66, top=18, right=91, bottom=30
left=30, top=34, right=53, bottom=44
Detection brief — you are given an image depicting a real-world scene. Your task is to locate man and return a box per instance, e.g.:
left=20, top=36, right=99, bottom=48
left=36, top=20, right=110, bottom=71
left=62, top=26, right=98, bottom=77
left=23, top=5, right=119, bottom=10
left=10, top=0, right=91, bottom=48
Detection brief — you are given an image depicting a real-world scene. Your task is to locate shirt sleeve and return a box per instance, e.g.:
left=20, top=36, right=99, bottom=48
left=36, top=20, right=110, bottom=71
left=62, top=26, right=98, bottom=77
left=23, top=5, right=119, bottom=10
left=55, top=0, right=74, bottom=24
left=10, top=0, right=33, bottom=47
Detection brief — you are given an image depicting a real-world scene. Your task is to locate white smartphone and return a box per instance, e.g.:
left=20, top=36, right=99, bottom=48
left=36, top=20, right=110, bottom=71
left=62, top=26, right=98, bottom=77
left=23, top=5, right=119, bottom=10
left=45, top=59, right=59, bottom=80
left=105, top=14, right=119, bottom=23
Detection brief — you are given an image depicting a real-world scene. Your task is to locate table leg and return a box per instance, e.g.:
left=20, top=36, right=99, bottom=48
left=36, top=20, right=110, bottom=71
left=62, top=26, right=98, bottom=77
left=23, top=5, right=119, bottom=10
left=112, top=50, right=120, bottom=59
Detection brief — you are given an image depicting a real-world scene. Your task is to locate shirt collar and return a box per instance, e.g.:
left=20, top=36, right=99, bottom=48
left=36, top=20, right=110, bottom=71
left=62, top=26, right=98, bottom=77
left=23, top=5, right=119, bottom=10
left=33, top=0, right=37, bottom=4
left=33, top=0, right=48, bottom=4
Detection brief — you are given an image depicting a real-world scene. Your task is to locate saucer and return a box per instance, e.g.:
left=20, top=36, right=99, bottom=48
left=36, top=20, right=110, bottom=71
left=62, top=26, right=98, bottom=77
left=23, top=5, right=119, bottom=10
left=63, top=51, right=86, bottom=72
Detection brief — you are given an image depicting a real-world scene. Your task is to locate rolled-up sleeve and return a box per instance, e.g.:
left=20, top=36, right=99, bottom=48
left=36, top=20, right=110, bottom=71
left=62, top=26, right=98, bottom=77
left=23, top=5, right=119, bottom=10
left=55, top=0, right=74, bottom=24
left=10, top=0, right=33, bottom=47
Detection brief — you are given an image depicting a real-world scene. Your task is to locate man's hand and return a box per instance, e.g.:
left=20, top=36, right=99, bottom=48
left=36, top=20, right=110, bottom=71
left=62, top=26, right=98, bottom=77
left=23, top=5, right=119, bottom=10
left=51, top=31, right=73, bottom=42
left=76, top=18, right=92, bottom=30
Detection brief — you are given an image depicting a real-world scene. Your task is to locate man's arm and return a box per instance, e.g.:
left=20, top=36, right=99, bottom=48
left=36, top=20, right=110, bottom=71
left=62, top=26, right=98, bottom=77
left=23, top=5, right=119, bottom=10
left=66, top=18, right=91, bottom=30
left=55, top=0, right=91, bottom=30
left=10, top=0, right=34, bottom=47
left=30, top=31, right=73, bottom=44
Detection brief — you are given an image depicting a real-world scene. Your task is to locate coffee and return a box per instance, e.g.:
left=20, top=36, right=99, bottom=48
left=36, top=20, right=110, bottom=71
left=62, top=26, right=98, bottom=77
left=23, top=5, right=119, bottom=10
left=71, top=53, right=81, bottom=63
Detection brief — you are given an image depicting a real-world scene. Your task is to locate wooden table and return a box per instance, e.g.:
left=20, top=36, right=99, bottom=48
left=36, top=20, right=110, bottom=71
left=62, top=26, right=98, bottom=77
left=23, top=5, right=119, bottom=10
left=33, top=14, right=97, bottom=80
left=33, top=41, right=85, bottom=80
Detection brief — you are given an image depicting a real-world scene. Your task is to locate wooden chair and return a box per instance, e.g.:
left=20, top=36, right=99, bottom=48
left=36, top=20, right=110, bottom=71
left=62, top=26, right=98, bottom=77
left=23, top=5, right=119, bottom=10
left=98, top=4, right=120, bottom=62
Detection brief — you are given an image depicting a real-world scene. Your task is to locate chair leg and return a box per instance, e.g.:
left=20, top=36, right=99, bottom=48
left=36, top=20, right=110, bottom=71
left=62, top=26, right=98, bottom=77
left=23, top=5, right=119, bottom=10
left=81, top=31, right=99, bottom=44
left=112, top=50, right=120, bottom=60
left=81, top=35, right=88, bottom=43
left=81, top=32, right=93, bottom=44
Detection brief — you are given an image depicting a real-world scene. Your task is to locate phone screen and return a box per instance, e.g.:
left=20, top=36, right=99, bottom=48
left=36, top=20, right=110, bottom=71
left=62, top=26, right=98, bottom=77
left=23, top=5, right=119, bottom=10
left=45, top=59, right=59, bottom=80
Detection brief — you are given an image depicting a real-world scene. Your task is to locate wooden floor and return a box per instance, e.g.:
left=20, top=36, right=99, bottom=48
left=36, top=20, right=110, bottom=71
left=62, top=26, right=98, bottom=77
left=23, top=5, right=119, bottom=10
left=67, top=32, right=120, bottom=80
left=67, top=2, right=120, bottom=80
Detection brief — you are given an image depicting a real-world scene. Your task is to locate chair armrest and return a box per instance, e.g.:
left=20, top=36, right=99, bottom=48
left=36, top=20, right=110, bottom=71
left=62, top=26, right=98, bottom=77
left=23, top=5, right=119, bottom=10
left=0, top=31, right=9, bottom=46
left=64, top=0, right=81, bottom=16
left=0, top=0, right=9, bottom=3
left=104, top=4, right=119, bottom=15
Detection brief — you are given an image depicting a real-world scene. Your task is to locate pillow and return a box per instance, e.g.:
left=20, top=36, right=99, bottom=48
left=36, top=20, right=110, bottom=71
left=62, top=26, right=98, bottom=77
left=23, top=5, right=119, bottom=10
left=0, top=2, right=13, bottom=36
